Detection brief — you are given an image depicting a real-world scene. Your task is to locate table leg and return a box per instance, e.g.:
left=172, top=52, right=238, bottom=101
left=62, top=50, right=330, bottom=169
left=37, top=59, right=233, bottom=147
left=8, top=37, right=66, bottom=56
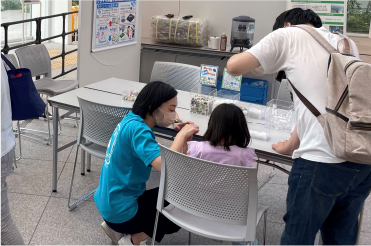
left=52, top=107, right=59, bottom=192
left=81, top=139, right=85, bottom=175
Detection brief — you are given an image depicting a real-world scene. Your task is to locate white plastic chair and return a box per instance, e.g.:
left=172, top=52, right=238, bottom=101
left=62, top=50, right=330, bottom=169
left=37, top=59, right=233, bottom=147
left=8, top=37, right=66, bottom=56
left=153, top=144, right=268, bottom=245
left=68, top=97, right=130, bottom=210
left=15, top=44, right=80, bottom=145
left=150, top=62, right=200, bottom=91
left=276, top=79, right=293, bottom=102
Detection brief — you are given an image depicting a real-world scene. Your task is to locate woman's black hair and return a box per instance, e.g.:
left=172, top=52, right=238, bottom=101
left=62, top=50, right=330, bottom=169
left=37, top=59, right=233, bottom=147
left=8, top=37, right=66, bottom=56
left=132, top=81, right=178, bottom=119
left=273, top=8, right=322, bottom=31
left=203, top=103, right=251, bottom=151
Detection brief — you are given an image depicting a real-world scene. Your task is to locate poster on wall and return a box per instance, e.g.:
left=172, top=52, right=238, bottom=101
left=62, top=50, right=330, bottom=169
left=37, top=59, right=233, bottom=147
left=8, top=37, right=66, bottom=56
left=287, top=0, right=347, bottom=34
left=92, top=0, right=138, bottom=52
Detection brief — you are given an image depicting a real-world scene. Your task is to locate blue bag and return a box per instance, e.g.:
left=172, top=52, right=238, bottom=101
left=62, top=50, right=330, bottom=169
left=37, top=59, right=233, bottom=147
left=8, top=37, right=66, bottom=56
left=2, top=54, right=46, bottom=121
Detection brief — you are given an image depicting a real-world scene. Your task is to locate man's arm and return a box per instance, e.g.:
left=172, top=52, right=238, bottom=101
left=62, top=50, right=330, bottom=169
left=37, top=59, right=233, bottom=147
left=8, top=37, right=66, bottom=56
left=272, top=125, right=300, bottom=156
left=227, top=52, right=261, bottom=76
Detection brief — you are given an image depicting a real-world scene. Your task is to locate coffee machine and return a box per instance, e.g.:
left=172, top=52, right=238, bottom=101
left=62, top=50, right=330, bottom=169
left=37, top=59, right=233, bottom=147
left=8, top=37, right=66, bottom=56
left=230, top=16, right=255, bottom=52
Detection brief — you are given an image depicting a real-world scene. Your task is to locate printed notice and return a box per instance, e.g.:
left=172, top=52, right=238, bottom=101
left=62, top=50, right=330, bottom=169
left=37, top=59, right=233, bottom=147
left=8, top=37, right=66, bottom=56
left=92, top=0, right=138, bottom=52
left=199, top=65, right=219, bottom=87
left=287, top=0, right=347, bottom=33
left=221, top=68, right=242, bottom=91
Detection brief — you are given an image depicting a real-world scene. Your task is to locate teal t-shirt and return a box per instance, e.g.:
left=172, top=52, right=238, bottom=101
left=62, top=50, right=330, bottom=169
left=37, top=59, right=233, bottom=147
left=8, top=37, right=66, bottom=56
left=94, top=111, right=160, bottom=223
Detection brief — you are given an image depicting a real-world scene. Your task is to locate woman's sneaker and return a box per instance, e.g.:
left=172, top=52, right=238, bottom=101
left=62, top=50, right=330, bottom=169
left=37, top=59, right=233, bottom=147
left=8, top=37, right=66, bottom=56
left=100, top=221, right=124, bottom=245
left=118, top=235, right=147, bottom=245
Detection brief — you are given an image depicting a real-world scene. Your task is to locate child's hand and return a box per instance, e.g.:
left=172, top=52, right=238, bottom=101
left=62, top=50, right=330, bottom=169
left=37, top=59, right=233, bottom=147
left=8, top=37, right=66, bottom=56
left=179, top=123, right=199, bottom=139
left=174, top=121, right=194, bottom=131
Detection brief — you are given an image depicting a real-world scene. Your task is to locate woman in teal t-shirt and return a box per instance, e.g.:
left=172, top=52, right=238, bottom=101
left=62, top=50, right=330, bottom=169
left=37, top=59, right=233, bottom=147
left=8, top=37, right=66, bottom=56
left=94, top=81, right=199, bottom=245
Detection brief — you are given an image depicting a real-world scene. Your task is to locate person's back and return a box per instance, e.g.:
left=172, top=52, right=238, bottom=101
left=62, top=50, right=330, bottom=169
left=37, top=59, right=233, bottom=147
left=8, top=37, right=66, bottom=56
left=226, top=8, right=371, bottom=245
left=185, top=103, right=255, bottom=167
left=248, top=25, right=359, bottom=163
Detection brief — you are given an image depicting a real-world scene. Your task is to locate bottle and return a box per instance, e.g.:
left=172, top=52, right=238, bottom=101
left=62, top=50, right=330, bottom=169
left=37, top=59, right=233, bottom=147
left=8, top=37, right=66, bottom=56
left=220, top=32, right=227, bottom=51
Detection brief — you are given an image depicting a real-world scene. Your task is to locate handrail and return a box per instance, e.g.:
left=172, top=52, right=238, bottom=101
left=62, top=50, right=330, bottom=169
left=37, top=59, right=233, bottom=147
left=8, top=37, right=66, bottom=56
left=1, top=10, right=79, bottom=79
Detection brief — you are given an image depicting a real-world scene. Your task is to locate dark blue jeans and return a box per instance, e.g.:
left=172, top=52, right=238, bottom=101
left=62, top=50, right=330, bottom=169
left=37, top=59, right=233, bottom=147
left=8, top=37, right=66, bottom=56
left=281, top=158, right=371, bottom=245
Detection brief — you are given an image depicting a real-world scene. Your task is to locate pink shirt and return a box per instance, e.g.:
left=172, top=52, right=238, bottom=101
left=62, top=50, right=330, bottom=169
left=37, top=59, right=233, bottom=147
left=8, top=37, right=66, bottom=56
left=187, top=141, right=256, bottom=167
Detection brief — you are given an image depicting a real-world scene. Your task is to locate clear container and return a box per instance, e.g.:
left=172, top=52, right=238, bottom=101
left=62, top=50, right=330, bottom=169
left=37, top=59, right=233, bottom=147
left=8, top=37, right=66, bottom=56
left=212, top=90, right=240, bottom=111
left=190, top=85, right=217, bottom=116
left=235, top=101, right=251, bottom=118
left=248, top=122, right=270, bottom=141
left=122, top=88, right=139, bottom=101
left=265, top=99, right=295, bottom=133
left=248, top=104, right=266, bottom=120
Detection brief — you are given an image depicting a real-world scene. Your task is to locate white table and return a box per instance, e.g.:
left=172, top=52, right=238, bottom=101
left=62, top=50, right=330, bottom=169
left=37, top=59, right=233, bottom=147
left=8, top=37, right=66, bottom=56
left=84, top=77, right=192, bottom=110
left=48, top=78, right=293, bottom=192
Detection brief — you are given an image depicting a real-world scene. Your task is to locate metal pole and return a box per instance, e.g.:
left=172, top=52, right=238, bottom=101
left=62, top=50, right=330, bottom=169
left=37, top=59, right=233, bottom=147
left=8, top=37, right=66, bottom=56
left=61, top=14, right=66, bottom=74
left=22, top=3, right=25, bottom=44
left=3, top=25, right=9, bottom=54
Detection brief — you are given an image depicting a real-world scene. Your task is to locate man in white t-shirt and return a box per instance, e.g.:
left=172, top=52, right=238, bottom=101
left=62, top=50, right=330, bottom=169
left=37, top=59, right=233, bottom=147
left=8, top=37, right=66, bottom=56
left=1, top=60, right=24, bottom=245
left=227, top=8, right=371, bottom=245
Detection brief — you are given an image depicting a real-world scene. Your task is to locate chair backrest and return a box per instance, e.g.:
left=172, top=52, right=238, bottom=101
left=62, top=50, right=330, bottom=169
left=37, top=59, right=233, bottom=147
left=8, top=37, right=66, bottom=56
left=276, top=79, right=293, bottom=102
left=3, top=54, right=19, bottom=70
left=150, top=62, right=200, bottom=91
left=77, top=97, right=131, bottom=147
left=157, top=144, right=259, bottom=239
left=15, top=44, right=52, bottom=78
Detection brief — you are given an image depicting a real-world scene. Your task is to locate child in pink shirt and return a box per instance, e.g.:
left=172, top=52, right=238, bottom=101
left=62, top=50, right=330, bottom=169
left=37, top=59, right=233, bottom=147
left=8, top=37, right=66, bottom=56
left=184, top=103, right=256, bottom=167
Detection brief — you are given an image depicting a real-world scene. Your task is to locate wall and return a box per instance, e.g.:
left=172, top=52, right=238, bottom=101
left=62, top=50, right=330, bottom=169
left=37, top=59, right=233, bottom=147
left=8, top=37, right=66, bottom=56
left=77, top=0, right=142, bottom=87
left=141, top=0, right=287, bottom=43
left=140, top=0, right=287, bottom=101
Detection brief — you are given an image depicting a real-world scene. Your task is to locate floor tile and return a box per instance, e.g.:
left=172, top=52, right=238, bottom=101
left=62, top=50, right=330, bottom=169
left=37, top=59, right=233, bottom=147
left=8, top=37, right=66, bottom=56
left=7, top=159, right=66, bottom=196
left=29, top=198, right=110, bottom=245
left=14, top=133, right=75, bottom=163
left=258, top=183, right=288, bottom=224
left=359, top=231, right=371, bottom=245
left=51, top=162, right=101, bottom=201
left=7, top=193, right=50, bottom=244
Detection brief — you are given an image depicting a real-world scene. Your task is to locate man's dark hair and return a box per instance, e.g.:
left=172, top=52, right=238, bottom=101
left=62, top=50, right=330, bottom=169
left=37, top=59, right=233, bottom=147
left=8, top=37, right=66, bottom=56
left=203, top=103, right=251, bottom=151
left=132, top=81, right=177, bottom=119
left=273, top=8, right=322, bottom=31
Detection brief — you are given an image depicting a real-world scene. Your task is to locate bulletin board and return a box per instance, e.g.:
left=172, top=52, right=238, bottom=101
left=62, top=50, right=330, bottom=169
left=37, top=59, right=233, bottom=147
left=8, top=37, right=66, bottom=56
left=287, top=0, right=347, bottom=34
left=92, top=0, right=138, bottom=52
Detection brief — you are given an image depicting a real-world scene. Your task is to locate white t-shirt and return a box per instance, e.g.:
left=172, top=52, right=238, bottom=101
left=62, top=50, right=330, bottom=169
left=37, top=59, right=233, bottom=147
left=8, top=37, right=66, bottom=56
left=1, top=61, right=15, bottom=157
left=247, top=26, right=359, bottom=163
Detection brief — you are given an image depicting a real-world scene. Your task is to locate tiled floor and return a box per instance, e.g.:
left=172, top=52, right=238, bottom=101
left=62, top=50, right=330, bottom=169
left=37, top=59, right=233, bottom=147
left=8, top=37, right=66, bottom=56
left=7, top=117, right=371, bottom=245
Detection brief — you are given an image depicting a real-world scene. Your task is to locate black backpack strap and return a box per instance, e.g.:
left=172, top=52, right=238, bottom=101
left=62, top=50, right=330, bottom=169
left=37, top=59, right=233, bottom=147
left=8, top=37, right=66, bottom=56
left=287, top=78, right=321, bottom=117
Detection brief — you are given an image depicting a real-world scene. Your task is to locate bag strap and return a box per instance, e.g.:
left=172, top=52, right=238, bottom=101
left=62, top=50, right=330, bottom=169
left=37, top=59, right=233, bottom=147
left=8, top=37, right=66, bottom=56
left=1, top=54, right=17, bottom=74
left=292, top=25, right=338, bottom=54
left=334, top=32, right=351, bottom=54
left=287, top=78, right=321, bottom=117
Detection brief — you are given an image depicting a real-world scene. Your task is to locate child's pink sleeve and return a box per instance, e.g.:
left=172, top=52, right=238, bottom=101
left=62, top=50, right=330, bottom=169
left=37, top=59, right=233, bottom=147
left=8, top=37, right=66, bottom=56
left=245, top=148, right=256, bottom=167
left=187, top=141, right=202, bottom=158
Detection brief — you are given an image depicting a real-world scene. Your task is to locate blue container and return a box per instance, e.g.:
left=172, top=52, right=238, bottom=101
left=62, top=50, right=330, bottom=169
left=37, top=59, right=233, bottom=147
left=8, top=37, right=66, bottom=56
left=217, top=77, right=268, bottom=105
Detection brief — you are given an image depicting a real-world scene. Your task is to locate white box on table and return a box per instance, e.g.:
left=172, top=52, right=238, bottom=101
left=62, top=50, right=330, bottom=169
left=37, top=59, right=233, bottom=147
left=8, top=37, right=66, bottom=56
left=265, top=99, right=295, bottom=133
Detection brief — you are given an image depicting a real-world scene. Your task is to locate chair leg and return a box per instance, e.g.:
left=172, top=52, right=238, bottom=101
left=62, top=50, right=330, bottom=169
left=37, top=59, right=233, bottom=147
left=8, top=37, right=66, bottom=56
left=188, top=232, right=191, bottom=245
left=263, top=210, right=267, bottom=245
left=16, top=121, right=22, bottom=161
left=87, top=153, right=91, bottom=172
left=46, top=104, right=52, bottom=146
left=81, top=140, right=86, bottom=175
left=152, top=210, right=160, bottom=246
left=68, top=144, right=97, bottom=211
left=68, top=144, right=80, bottom=210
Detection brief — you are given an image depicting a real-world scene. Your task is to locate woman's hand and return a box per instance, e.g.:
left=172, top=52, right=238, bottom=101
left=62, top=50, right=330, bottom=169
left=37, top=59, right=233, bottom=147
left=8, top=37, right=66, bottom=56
left=179, top=123, right=199, bottom=139
left=174, top=121, right=194, bottom=131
